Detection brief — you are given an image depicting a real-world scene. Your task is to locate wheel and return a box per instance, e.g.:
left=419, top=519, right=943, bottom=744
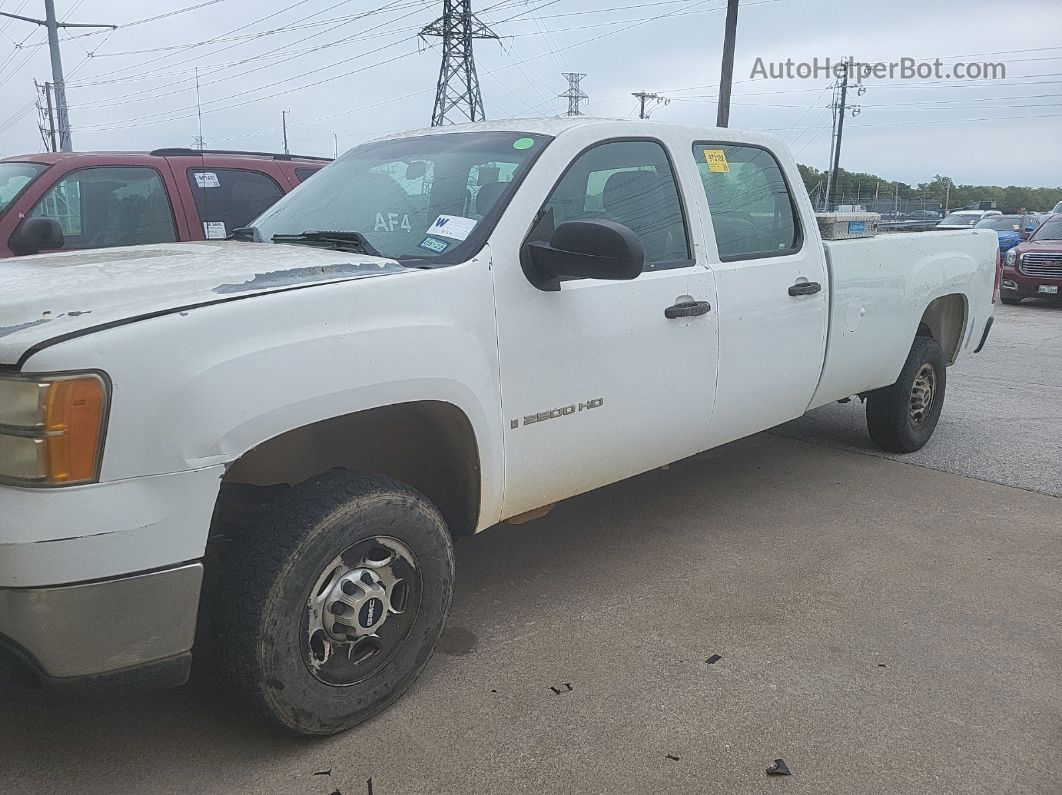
left=1000, top=295, right=1023, bottom=305
left=210, top=472, right=454, bottom=735
left=866, top=336, right=946, bottom=453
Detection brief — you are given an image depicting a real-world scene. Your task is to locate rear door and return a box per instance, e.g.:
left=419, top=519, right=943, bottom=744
left=688, top=141, right=828, bottom=448
left=179, top=165, right=287, bottom=240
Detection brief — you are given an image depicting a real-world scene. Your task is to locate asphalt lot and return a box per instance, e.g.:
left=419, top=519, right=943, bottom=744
left=3, top=301, right=1060, bottom=793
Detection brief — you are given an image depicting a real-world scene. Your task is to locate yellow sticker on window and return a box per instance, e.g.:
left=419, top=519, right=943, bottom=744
left=703, top=149, right=729, bottom=173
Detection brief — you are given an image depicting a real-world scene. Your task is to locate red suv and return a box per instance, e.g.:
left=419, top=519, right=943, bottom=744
left=1001, top=213, right=1062, bottom=304
left=0, top=148, right=328, bottom=258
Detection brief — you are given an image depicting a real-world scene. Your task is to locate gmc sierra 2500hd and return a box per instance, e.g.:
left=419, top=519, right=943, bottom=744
left=0, top=118, right=996, bottom=735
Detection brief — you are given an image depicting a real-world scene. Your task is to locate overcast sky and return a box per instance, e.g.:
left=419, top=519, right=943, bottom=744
left=1, top=0, right=1060, bottom=188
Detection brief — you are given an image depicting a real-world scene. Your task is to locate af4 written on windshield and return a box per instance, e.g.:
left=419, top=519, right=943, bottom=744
left=252, top=131, right=551, bottom=263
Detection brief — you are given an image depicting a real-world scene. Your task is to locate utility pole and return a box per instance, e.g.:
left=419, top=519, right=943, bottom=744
left=34, top=80, right=58, bottom=152
left=420, top=1, right=498, bottom=126
left=282, top=110, right=290, bottom=155
left=827, top=66, right=848, bottom=210
left=560, top=72, right=588, bottom=116
left=715, top=0, right=740, bottom=127
left=825, top=60, right=865, bottom=210
left=0, top=2, right=116, bottom=152
left=632, top=91, right=668, bottom=119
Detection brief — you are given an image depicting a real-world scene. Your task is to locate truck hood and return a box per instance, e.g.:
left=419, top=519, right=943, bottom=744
left=0, top=241, right=409, bottom=367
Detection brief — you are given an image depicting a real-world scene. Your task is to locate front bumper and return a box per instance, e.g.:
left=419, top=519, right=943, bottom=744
left=0, top=562, right=202, bottom=686
left=1001, top=266, right=1062, bottom=298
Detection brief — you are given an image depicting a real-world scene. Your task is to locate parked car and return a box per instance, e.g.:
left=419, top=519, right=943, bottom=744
left=0, top=148, right=328, bottom=258
left=0, top=119, right=997, bottom=735
left=1001, top=213, right=1062, bottom=304
left=1051, top=200, right=1062, bottom=214
left=936, top=209, right=1002, bottom=229
left=974, top=214, right=1025, bottom=252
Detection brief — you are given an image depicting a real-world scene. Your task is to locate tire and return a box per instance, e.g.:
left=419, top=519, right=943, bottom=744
left=1000, top=295, right=1023, bottom=305
left=210, top=471, right=454, bottom=735
left=866, top=335, right=946, bottom=454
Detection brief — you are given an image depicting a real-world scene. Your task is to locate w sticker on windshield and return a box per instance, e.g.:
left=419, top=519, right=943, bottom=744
left=418, top=236, right=449, bottom=254
left=428, top=214, right=477, bottom=241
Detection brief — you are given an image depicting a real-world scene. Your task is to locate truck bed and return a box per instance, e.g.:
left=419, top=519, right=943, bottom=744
left=810, top=228, right=997, bottom=409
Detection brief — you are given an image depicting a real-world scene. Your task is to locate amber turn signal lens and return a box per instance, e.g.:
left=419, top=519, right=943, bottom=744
left=41, top=376, right=106, bottom=483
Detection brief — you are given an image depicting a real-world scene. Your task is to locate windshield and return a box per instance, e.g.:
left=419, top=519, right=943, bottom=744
left=0, top=162, right=46, bottom=215
left=975, top=216, right=1021, bottom=231
left=940, top=213, right=979, bottom=226
left=1032, top=217, right=1062, bottom=240
left=253, top=131, right=551, bottom=262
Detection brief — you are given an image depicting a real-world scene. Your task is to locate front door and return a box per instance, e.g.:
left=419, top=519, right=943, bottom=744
left=491, top=137, right=719, bottom=520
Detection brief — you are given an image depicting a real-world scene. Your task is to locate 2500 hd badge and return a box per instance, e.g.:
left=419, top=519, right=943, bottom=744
left=511, top=397, right=604, bottom=429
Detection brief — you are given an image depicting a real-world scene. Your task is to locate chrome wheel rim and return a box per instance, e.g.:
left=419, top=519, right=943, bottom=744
left=909, top=363, right=937, bottom=425
left=302, top=536, right=421, bottom=686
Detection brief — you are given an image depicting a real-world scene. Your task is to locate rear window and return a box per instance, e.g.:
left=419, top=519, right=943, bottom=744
left=0, top=162, right=46, bottom=215
left=940, top=214, right=979, bottom=227
left=186, top=168, right=284, bottom=238
left=295, top=167, right=322, bottom=182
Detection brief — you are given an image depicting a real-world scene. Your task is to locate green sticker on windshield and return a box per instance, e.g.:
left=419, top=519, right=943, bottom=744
left=512, top=136, right=535, bottom=150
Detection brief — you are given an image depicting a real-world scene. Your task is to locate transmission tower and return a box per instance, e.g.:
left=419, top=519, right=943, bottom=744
left=559, top=72, right=588, bottom=116
left=420, top=1, right=499, bottom=127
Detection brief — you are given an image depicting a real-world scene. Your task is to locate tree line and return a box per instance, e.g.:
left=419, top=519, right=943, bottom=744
left=797, top=164, right=1062, bottom=212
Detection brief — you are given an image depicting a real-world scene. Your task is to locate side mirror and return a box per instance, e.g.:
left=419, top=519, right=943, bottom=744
left=10, top=217, right=65, bottom=256
left=1019, top=230, right=1032, bottom=240
left=523, top=219, right=644, bottom=291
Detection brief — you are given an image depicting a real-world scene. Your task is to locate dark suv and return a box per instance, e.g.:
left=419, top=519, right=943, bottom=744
left=0, top=148, right=328, bottom=258
left=1001, top=214, right=1062, bottom=304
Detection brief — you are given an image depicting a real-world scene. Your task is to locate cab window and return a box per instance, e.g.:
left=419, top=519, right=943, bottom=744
left=187, top=168, right=284, bottom=238
left=540, top=140, right=691, bottom=271
left=692, top=143, right=801, bottom=261
left=29, top=166, right=176, bottom=249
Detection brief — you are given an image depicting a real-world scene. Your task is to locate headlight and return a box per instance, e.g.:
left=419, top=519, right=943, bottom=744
left=1005, top=248, right=1017, bottom=267
left=0, top=373, right=109, bottom=486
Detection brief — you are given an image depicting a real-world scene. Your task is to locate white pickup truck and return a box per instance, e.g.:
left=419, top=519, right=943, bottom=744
left=0, top=118, right=996, bottom=735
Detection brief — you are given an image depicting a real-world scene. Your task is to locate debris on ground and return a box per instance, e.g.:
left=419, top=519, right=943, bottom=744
left=766, top=758, right=792, bottom=776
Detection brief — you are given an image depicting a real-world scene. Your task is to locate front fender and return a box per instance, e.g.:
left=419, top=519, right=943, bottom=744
left=21, top=259, right=505, bottom=527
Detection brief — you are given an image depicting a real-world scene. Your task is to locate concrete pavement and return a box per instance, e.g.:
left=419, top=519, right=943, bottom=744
left=1, top=303, right=1059, bottom=793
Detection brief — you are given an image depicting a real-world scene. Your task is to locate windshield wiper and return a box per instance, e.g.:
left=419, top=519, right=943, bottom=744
left=230, top=226, right=259, bottom=241
left=272, top=230, right=382, bottom=257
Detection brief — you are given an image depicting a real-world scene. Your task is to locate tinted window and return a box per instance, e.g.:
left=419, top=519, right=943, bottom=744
left=693, top=143, right=799, bottom=261
left=254, top=131, right=550, bottom=262
left=975, top=216, right=1021, bottom=231
left=940, top=214, right=979, bottom=227
left=187, top=168, right=284, bottom=238
left=29, top=166, right=175, bottom=248
left=295, top=167, right=321, bottom=182
left=1033, top=217, right=1062, bottom=240
left=541, top=140, right=691, bottom=270
left=0, top=162, right=46, bottom=215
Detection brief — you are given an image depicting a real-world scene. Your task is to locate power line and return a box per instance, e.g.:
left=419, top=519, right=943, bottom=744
left=0, top=1, right=116, bottom=150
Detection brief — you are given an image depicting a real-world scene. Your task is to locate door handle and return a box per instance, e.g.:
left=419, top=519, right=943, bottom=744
left=665, top=300, right=711, bottom=319
left=788, top=281, right=822, bottom=296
